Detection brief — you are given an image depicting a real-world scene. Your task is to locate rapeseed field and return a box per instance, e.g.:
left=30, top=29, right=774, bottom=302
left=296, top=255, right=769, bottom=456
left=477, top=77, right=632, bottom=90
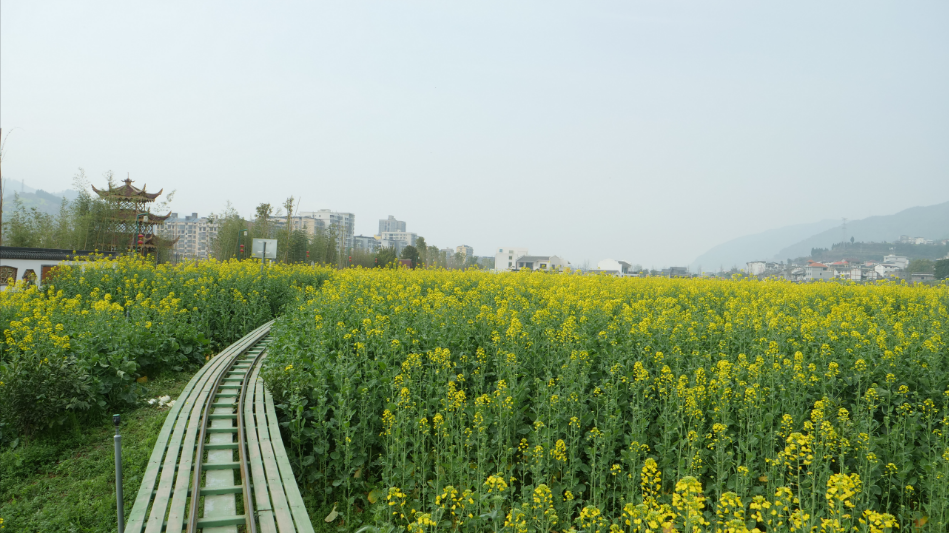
left=264, top=268, right=948, bottom=532
left=0, top=256, right=331, bottom=435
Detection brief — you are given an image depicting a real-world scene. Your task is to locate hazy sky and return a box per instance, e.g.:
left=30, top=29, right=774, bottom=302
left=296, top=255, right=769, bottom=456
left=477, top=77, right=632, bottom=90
left=2, top=1, right=948, bottom=267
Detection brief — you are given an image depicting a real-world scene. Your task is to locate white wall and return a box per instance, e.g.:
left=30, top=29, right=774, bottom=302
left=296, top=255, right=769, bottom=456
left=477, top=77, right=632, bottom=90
left=883, top=255, right=909, bottom=269
left=0, top=258, right=81, bottom=290
left=804, top=266, right=834, bottom=281
left=747, top=261, right=767, bottom=276
left=495, top=247, right=529, bottom=271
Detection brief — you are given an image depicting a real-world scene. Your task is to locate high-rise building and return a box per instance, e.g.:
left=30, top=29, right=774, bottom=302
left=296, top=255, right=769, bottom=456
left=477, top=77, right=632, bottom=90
left=353, top=235, right=380, bottom=252
left=378, top=215, right=406, bottom=234
left=380, top=231, right=417, bottom=255
left=282, top=210, right=356, bottom=250
left=161, top=213, right=219, bottom=260
left=456, top=245, right=474, bottom=258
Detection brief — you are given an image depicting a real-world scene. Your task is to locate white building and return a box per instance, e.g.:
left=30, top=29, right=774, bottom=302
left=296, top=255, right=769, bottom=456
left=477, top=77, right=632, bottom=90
left=746, top=261, right=767, bottom=276
left=515, top=255, right=569, bottom=272
left=495, top=247, right=529, bottom=272
left=0, top=247, right=121, bottom=290
left=836, top=267, right=866, bottom=281
left=875, top=263, right=903, bottom=278
left=380, top=231, right=417, bottom=255
left=883, top=255, right=909, bottom=269
left=162, top=212, right=219, bottom=260
left=804, top=262, right=834, bottom=281
left=596, top=259, right=634, bottom=276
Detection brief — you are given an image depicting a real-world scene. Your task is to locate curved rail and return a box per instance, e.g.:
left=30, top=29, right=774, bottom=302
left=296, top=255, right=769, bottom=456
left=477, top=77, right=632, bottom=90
left=125, top=322, right=314, bottom=533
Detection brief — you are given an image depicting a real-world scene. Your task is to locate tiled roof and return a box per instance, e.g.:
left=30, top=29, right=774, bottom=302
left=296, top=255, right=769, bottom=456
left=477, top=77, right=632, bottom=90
left=0, top=246, right=121, bottom=261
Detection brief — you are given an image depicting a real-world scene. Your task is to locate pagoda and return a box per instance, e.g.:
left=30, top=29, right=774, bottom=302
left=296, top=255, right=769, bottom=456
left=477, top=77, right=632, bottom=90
left=92, top=177, right=175, bottom=253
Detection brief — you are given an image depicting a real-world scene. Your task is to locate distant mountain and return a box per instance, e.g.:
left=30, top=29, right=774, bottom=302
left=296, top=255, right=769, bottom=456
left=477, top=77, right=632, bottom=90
left=1, top=177, right=38, bottom=195
left=2, top=178, right=81, bottom=216
left=690, top=219, right=840, bottom=272
left=691, top=200, right=949, bottom=272
left=772, top=201, right=949, bottom=260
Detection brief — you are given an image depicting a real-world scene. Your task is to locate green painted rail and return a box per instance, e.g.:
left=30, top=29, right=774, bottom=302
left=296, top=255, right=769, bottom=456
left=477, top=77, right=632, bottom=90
left=125, top=322, right=315, bottom=533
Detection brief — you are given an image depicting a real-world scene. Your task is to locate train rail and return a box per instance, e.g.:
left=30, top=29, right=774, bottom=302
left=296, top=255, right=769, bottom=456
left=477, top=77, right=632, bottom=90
left=126, top=322, right=314, bottom=533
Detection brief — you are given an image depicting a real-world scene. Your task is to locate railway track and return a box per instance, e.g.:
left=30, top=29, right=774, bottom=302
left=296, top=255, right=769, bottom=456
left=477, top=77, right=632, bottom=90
left=126, top=322, right=314, bottom=533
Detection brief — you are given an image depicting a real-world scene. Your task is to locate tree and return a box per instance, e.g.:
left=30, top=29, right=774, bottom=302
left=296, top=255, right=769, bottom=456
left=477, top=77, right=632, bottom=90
left=252, top=203, right=274, bottom=240
left=401, top=245, right=420, bottom=268
left=906, top=259, right=935, bottom=274
left=415, top=237, right=427, bottom=267
left=375, top=247, right=397, bottom=268
left=308, top=224, right=339, bottom=266
left=287, top=229, right=309, bottom=263
left=350, top=248, right=376, bottom=268
left=282, top=196, right=295, bottom=263
left=935, top=259, right=949, bottom=280
left=209, top=202, right=246, bottom=261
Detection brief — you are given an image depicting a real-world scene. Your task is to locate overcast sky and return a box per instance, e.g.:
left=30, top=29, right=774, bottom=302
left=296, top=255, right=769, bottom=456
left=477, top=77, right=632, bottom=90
left=2, top=1, right=948, bottom=267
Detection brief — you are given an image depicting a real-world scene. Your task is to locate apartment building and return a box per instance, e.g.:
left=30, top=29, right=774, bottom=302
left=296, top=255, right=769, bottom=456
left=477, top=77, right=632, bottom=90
left=380, top=231, right=417, bottom=254
left=161, top=212, right=219, bottom=260
left=353, top=234, right=380, bottom=252
left=379, top=215, right=406, bottom=234
left=275, top=210, right=356, bottom=250
left=456, top=245, right=474, bottom=258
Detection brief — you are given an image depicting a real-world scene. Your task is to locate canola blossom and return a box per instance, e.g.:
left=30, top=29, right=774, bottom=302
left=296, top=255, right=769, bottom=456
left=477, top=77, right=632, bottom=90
left=0, top=256, right=331, bottom=434
left=263, top=268, right=949, bottom=532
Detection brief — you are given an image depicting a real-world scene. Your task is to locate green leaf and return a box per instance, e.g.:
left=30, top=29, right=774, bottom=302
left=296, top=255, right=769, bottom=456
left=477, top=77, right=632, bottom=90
left=367, top=488, right=383, bottom=504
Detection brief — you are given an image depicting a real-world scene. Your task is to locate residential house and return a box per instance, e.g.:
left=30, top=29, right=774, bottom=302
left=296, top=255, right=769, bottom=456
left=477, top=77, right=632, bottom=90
left=660, top=267, right=690, bottom=278
left=746, top=261, right=767, bottom=276
left=495, top=247, right=529, bottom=272
left=804, top=262, right=834, bottom=281
left=596, top=259, right=634, bottom=276
left=883, top=255, right=909, bottom=269
left=874, top=263, right=902, bottom=278
left=515, top=255, right=569, bottom=272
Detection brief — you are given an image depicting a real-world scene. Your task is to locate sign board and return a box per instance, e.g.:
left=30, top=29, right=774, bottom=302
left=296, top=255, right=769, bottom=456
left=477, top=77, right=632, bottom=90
left=251, top=239, right=278, bottom=259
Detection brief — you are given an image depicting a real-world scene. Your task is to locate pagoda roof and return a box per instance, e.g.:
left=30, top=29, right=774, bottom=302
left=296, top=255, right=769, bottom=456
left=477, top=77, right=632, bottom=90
left=92, top=178, right=163, bottom=202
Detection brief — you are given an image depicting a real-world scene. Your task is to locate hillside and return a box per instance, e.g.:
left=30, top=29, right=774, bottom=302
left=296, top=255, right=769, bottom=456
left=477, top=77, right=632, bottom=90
left=689, top=219, right=840, bottom=272
left=691, top=200, right=949, bottom=271
left=772, top=201, right=949, bottom=261
left=811, top=241, right=949, bottom=263
left=2, top=178, right=80, bottom=216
